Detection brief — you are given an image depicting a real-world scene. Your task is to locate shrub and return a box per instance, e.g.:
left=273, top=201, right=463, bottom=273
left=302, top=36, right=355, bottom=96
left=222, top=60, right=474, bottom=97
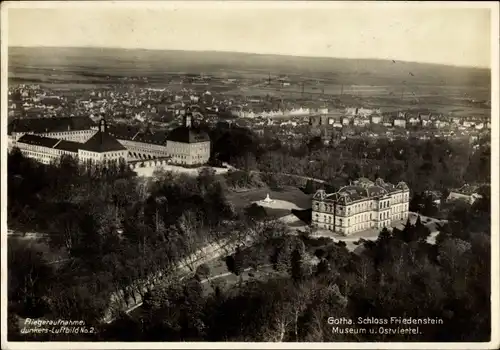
left=195, top=263, right=211, bottom=279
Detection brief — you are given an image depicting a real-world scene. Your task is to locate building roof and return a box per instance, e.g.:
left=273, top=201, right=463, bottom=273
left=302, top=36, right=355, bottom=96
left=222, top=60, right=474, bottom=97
left=107, top=124, right=168, bottom=145
left=452, top=184, right=480, bottom=196
left=167, top=126, right=210, bottom=143
left=313, top=178, right=409, bottom=205
left=80, top=131, right=127, bottom=153
left=17, top=134, right=60, bottom=148
left=8, top=116, right=95, bottom=135
left=17, top=134, right=82, bottom=154
left=54, top=140, right=81, bottom=153
left=336, top=186, right=372, bottom=202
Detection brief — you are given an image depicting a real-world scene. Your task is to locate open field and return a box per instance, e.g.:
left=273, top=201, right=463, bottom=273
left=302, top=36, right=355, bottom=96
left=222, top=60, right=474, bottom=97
left=9, top=47, right=490, bottom=91
left=231, top=82, right=490, bottom=100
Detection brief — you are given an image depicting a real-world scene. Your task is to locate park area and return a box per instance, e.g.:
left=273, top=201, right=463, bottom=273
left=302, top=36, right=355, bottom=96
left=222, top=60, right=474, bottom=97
left=192, top=257, right=281, bottom=297
left=226, top=185, right=311, bottom=219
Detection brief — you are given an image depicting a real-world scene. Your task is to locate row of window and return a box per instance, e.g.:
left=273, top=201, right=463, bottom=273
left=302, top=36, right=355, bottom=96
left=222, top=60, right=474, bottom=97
left=44, top=130, right=91, bottom=137
left=20, top=149, right=129, bottom=166
left=316, top=195, right=409, bottom=215
left=54, top=149, right=75, bottom=156
left=188, top=145, right=210, bottom=152
left=314, top=209, right=409, bottom=225
left=21, top=144, right=72, bottom=156
left=22, top=150, right=55, bottom=158
left=316, top=214, right=408, bottom=234
left=20, top=144, right=50, bottom=153
left=102, top=152, right=125, bottom=159
left=380, top=211, right=389, bottom=220
left=21, top=151, right=58, bottom=165
left=128, top=149, right=209, bottom=159
left=128, top=145, right=169, bottom=155
left=390, top=204, right=409, bottom=212
left=314, top=203, right=409, bottom=216
left=194, top=154, right=209, bottom=159
left=80, top=151, right=94, bottom=157
left=127, top=141, right=166, bottom=149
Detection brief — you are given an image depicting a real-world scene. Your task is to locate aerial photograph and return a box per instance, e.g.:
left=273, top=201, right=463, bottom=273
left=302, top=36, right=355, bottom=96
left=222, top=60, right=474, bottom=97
left=2, top=1, right=497, bottom=348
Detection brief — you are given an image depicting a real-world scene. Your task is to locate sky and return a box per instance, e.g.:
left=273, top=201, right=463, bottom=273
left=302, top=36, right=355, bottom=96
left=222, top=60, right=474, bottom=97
left=6, top=2, right=493, bottom=68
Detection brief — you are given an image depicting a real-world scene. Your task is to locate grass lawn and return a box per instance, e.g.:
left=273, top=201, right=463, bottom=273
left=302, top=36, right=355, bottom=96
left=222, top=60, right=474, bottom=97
left=226, top=186, right=311, bottom=210
left=264, top=207, right=294, bottom=218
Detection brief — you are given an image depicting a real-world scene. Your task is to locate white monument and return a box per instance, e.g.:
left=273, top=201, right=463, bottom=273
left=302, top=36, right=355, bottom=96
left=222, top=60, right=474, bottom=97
left=252, top=192, right=302, bottom=212
left=262, top=193, right=274, bottom=204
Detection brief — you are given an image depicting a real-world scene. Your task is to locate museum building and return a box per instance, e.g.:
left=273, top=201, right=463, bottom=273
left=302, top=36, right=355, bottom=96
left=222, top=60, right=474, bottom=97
left=311, top=178, right=410, bottom=235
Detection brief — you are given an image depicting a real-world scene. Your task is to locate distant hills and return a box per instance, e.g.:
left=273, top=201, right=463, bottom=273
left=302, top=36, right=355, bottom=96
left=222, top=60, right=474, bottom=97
left=8, top=46, right=490, bottom=88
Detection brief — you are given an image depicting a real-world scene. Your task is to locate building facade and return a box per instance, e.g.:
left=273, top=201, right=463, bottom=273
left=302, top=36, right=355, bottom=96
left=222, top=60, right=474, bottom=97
left=393, top=119, right=407, bottom=128
left=107, top=125, right=170, bottom=160
left=108, top=113, right=211, bottom=165
left=311, top=178, right=410, bottom=235
left=165, top=114, right=211, bottom=166
left=447, top=184, right=483, bottom=204
left=8, top=116, right=97, bottom=148
left=9, top=114, right=211, bottom=167
left=15, top=135, right=80, bottom=165
left=15, top=119, right=127, bottom=165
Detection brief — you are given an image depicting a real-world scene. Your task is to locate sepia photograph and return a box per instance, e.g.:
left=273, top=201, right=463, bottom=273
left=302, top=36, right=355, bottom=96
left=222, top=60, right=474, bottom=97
left=1, top=1, right=498, bottom=349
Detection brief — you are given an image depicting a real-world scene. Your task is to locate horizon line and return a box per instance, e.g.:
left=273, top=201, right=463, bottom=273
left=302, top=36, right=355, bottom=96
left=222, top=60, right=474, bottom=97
left=8, top=45, right=491, bottom=71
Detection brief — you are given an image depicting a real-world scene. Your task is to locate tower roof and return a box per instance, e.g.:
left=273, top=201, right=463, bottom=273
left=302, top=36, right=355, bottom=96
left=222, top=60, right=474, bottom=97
left=167, top=126, right=210, bottom=143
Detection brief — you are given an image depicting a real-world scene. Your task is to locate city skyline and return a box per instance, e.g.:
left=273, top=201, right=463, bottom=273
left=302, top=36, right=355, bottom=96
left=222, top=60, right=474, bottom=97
left=6, top=2, right=493, bottom=69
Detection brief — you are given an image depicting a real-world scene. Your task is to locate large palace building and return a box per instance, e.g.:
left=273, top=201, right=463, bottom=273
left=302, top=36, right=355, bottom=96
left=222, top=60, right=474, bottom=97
left=312, top=178, right=410, bottom=235
left=13, top=119, right=128, bottom=165
left=8, top=114, right=211, bottom=167
left=108, top=114, right=210, bottom=166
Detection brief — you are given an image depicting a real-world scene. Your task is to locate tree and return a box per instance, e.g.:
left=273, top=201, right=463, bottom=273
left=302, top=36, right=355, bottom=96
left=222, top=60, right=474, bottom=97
left=8, top=240, right=54, bottom=318
left=195, top=263, right=211, bottom=281
left=197, top=167, right=217, bottom=193
left=303, top=179, right=315, bottom=194
left=244, top=203, right=267, bottom=221
left=290, top=248, right=305, bottom=283
left=233, top=246, right=244, bottom=276
left=377, top=227, right=392, bottom=242
left=225, top=255, right=236, bottom=275
left=414, top=215, right=431, bottom=242
left=314, top=248, right=327, bottom=260
left=315, top=259, right=331, bottom=276
left=307, top=136, right=323, bottom=153
left=271, top=238, right=293, bottom=272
